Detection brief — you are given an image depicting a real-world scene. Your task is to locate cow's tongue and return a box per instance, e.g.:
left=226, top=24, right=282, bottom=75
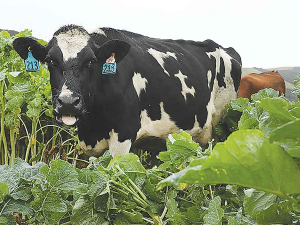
left=61, top=115, right=77, bottom=126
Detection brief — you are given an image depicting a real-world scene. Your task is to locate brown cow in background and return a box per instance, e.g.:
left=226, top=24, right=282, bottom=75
left=237, top=71, right=285, bottom=100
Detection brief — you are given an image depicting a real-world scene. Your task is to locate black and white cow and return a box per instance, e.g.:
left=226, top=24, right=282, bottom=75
left=13, top=25, right=242, bottom=157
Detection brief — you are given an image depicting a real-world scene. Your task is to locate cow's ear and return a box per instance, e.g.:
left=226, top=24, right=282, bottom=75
left=13, top=37, right=47, bottom=62
left=96, top=39, right=131, bottom=63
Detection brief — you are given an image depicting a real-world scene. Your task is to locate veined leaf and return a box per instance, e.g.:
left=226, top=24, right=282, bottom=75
left=292, top=73, right=300, bottom=99
left=203, top=196, right=224, bottom=225
left=71, top=195, right=108, bottom=225
left=244, top=189, right=292, bottom=224
left=269, top=119, right=300, bottom=157
left=158, top=130, right=300, bottom=200
left=0, top=183, right=9, bottom=203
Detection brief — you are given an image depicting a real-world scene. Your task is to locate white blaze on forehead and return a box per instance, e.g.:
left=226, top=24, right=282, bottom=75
left=55, top=29, right=90, bottom=61
left=136, top=102, right=179, bottom=139
left=174, top=70, right=195, bottom=101
left=91, top=28, right=107, bottom=36
left=59, top=83, right=73, bottom=98
left=147, top=48, right=177, bottom=76
left=108, top=130, right=132, bottom=157
left=132, top=72, right=148, bottom=97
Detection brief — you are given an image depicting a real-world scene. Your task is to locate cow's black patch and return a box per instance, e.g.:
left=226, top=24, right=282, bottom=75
left=217, top=57, right=226, bottom=88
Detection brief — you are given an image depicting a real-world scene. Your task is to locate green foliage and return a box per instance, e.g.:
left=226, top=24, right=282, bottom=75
left=1, top=29, right=300, bottom=224
left=292, top=73, right=300, bottom=99
left=0, top=29, right=77, bottom=166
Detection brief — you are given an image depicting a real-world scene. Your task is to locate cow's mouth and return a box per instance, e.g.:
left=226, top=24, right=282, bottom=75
left=56, top=115, right=79, bottom=126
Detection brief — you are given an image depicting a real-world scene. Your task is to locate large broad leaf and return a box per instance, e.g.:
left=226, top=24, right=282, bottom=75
left=157, top=130, right=300, bottom=199
left=244, top=189, right=292, bottom=224
left=31, top=160, right=79, bottom=224
left=269, top=119, right=300, bottom=157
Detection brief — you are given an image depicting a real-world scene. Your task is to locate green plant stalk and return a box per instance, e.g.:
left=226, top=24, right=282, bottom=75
left=0, top=81, right=8, bottom=165
left=31, top=117, right=38, bottom=163
left=9, top=129, right=16, bottom=166
left=51, top=121, right=57, bottom=147
left=24, top=139, right=31, bottom=163
left=115, top=164, right=147, bottom=201
left=110, top=180, right=148, bottom=208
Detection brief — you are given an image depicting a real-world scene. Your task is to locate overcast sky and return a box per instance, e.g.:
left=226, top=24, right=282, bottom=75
left=1, top=0, right=299, bottom=68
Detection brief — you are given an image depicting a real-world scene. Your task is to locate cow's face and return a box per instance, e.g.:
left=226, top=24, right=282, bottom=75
left=13, top=25, right=130, bottom=126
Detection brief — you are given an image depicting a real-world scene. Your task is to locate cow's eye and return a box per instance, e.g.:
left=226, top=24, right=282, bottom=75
left=46, top=57, right=58, bottom=68
left=84, top=59, right=96, bottom=68
left=50, top=59, right=57, bottom=67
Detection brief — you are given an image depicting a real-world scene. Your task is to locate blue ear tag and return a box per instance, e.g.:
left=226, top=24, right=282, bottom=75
left=102, top=53, right=117, bottom=75
left=25, top=52, right=39, bottom=72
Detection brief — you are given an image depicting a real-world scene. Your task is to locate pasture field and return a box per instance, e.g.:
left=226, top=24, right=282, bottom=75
left=0, top=30, right=300, bottom=224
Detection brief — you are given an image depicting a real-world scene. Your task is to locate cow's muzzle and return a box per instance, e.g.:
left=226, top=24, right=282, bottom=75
left=54, top=95, right=83, bottom=126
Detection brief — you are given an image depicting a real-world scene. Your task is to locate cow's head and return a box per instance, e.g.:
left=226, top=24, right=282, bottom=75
left=13, top=25, right=130, bottom=126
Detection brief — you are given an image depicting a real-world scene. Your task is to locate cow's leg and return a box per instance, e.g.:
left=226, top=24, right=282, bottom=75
left=108, top=129, right=132, bottom=157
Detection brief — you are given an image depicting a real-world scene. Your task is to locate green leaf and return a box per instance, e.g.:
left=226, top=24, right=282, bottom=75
left=12, top=158, right=45, bottom=181
left=292, top=73, right=300, bottom=99
left=46, top=160, right=79, bottom=192
left=228, top=216, right=237, bottom=225
left=31, top=160, right=79, bottom=224
left=165, top=197, right=186, bottom=224
left=108, top=153, right=146, bottom=187
left=0, top=165, right=19, bottom=194
left=244, top=189, right=292, bottom=224
left=1, top=199, right=33, bottom=216
left=269, top=120, right=300, bottom=157
left=114, top=211, right=145, bottom=224
left=0, top=217, right=8, bottom=225
left=0, top=183, right=9, bottom=203
left=166, top=132, right=200, bottom=168
left=0, top=70, right=7, bottom=81
left=158, top=130, right=300, bottom=199
left=203, top=196, right=224, bottom=225
left=8, top=71, right=21, bottom=77
left=71, top=195, right=109, bottom=225
left=230, top=98, right=250, bottom=112
left=251, top=88, right=280, bottom=101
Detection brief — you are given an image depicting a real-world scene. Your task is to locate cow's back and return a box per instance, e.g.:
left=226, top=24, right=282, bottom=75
left=87, top=28, right=242, bottom=153
left=91, top=28, right=242, bottom=143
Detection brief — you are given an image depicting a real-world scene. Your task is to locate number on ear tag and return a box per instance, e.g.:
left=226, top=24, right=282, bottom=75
left=102, top=62, right=117, bottom=75
left=25, top=52, right=39, bottom=72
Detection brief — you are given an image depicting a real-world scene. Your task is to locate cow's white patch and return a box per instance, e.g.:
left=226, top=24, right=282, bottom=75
left=91, top=28, right=107, bottom=36
left=147, top=48, right=177, bottom=76
left=207, top=70, right=212, bottom=88
left=55, top=29, right=90, bottom=61
left=108, top=130, right=132, bottom=157
left=79, top=139, right=109, bottom=157
left=136, top=102, right=179, bottom=139
left=132, top=72, right=148, bottom=97
left=201, top=48, right=239, bottom=144
left=174, top=70, right=195, bottom=101
left=187, top=115, right=202, bottom=139
left=59, top=83, right=73, bottom=98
